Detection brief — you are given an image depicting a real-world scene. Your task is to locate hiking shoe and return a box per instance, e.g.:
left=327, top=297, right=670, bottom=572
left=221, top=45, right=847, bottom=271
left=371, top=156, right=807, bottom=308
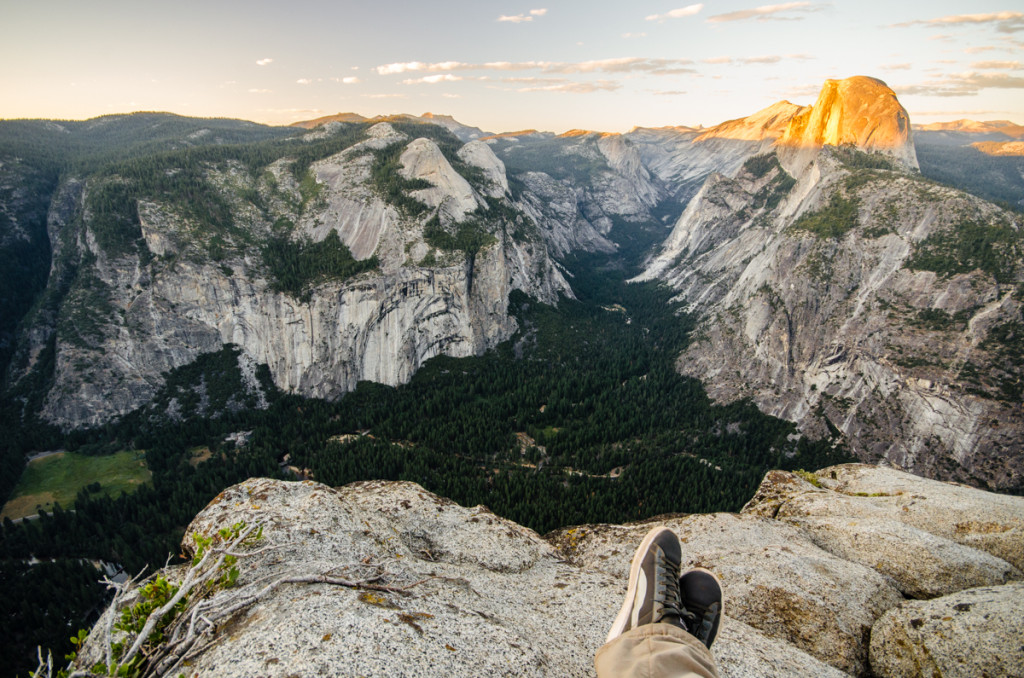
left=606, top=527, right=685, bottom=643
left=679, top=568, right=724, bottom=649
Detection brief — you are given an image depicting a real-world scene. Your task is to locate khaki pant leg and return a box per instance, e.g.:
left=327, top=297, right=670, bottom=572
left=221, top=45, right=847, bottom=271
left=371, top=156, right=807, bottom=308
left=594, top=623, right=720, bottom=678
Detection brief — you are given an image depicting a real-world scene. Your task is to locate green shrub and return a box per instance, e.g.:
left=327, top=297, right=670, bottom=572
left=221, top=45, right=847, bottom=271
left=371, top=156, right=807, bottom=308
left=262, top=230, right=378, bottom=300
left=742, top=153, right=778, bottom=179
left=789, top=192, right=860, bottom=239
left=906, top=218, right=1021, bottom=283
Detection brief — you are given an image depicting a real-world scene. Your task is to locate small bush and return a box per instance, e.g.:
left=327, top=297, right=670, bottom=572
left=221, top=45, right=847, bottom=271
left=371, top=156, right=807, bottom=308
left=790, top=192, right=860, bottom=239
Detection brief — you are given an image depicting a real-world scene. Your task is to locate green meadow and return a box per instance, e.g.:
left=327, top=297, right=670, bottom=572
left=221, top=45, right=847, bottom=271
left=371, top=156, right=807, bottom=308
left=0, top=450, right=151, bottom=520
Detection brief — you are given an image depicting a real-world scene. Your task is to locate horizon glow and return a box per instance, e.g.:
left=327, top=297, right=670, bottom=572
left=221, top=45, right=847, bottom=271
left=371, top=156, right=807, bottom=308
left=1, top=1, right=1022, bottom=133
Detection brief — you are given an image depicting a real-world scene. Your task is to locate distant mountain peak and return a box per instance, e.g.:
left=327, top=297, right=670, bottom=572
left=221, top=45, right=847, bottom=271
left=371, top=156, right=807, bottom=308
left=695, top=100, right=807, bottom=143
left=290, top=112, right=368, bottom=128
left=556, top=129, right=617, bottom=139
left=915, top=119, right=1024, bottom=138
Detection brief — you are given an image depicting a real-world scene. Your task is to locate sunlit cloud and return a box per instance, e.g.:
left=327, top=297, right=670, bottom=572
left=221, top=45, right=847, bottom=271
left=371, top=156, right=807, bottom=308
left=499, top=9, right=547, bottom=23
left=651, top=90, right=687, bottom=96
left=881, top=63, right=912, bottom=70
left=622, top=32, right=647, bottom=38
left=517, top=80, right=621, bottom=93
left=376, top=61, right=465, bottom=75
left=401, top=74, right=463, bottom=84
left=964, top=45, right=997, bottom=53
left=707, top=2, right=825, bottom=23
left=367, top=93, right=407, bottom=99
left=248, top=88, right=272, bottom=93
left=502, top=76, right=570, bottom=85
left=375, top=57, right=694, bottom=76
left=971, top=60, right=1022, bottom=70
left=894, top=71, right=1024, bottom=97
left=645, top=4, right=704, bottom=22
left=442, top=93, right=462, bottom=98
left=892, top=12, right=1024, bottom=34
left=256, top=58, right=273, bottom=66
left=342, top=77, right=360, bottom=84
left=701, top=54, right=810, bottom=65
left=297, top=78, right=313, bottom=85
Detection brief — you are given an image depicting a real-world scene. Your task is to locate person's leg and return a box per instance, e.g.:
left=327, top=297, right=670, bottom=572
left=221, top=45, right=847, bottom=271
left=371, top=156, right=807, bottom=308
left=595, top=622, right=719, bottom=678
left=597, top=526, right=723, bottom=678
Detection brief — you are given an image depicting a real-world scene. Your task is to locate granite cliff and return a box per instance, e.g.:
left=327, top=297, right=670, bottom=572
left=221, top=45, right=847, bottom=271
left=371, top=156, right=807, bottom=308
left=638, top=77, right=1024, bottom=491
left=2, top=79, right=1022, bottom=492
left=5, top=121, right=576, bottom=429
left=68, top=464, right=1024, bottom=677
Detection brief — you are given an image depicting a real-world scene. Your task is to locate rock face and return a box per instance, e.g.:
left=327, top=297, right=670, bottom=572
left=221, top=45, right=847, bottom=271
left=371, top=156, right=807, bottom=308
left=779, top=76, right=918, bottom=171
left=7, top=122, right=570, bottom=428
left=638, top=83, right=1024, bottom=490
left=869, top=584, right=1024, bottom=678
left=73, top=465, right=1024, bottom=677
left=488, top=130, right=667, bottom=258
left=622, top=101, right=801, bottom=206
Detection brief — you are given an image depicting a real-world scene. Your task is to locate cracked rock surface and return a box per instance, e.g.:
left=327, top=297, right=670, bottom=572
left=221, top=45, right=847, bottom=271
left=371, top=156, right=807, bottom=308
left=77, top=464, right=1024, bottom=677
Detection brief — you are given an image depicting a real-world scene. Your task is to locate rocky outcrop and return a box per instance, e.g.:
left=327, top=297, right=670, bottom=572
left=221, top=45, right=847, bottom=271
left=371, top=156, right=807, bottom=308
left=400, top=138, right=482, bottom=221
left=870, top=584, right=1024, bottom=678
left=72, top=464, right=1024, bottom=677
left=490, top=130, right=668, bottom=258
left=456, top=141, right=509, bottom=198
left=638, top=94, right=1024, bottom=490
left=778, top=76, right=918, bottom=171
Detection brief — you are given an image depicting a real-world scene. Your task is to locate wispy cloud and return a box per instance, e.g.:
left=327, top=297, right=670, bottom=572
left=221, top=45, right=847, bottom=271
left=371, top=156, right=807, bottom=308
left=880, top=63, right=912, bottom=70
left=652, top=89, right=687, bottom=96
left=707, top=2, right=825, bottom=23
left=516, top=80, right=621, bottom=93
left=701, top=54, right=811, bottom=65
left=971, top=60, right=1022, bottom=70
left=248, top=88, right=272, bottom=93
left=341, top=76, right=360, bottom=84
left=256, top=58, right=273, bottom=66
left=375, top=57, right=694, bottom=76
left=894, top=71, right=1024, bottom=97
left=296, top=78, right=313, bottom=85
left=964, top=45, right=997, bottom=53
left=622, top=32, right=647, bottom=38
left=367, top=93, right=406, bottom=99
left=645, top=4, right=704, bottom=22
left=498, top=8, right=548, bottom=23
left=401, top=74, right=464, bottom=84
left=892, top=11, right=1024, bottom=34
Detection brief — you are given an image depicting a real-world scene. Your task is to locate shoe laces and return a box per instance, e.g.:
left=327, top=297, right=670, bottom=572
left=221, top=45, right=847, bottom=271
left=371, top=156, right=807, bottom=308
left=681, top=601, right=720, bottom=644
left=655, top=554, right=682, bottom=620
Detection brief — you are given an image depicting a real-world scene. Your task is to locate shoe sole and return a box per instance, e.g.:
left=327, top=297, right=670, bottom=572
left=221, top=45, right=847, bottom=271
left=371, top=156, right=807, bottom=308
left=606, top=526, right=673, bottom=644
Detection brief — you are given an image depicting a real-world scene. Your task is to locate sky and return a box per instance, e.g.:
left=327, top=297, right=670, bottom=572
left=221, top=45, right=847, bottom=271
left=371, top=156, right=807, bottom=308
left=2, top=1, right=1022, bottom=133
